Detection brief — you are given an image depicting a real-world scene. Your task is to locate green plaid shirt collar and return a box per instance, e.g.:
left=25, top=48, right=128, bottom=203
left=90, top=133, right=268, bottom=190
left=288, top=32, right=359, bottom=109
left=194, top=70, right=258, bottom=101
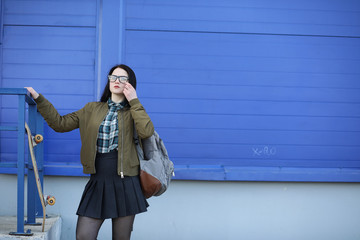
left=96, top=98, right=128, bottom=153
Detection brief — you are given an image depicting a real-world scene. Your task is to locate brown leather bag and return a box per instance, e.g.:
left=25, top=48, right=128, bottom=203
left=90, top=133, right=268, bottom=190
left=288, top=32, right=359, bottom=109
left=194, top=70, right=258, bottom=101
left=134, top=129, right=174, bottom=199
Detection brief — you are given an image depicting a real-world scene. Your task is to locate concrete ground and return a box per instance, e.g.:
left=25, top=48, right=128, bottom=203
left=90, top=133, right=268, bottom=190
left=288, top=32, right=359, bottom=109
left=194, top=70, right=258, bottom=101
left=0, top=216, right=61, bottom=240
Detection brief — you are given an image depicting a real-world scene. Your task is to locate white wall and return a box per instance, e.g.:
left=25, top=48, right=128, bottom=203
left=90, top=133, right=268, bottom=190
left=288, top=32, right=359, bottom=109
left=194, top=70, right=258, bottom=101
left=0, top=174, right=360, bottom=240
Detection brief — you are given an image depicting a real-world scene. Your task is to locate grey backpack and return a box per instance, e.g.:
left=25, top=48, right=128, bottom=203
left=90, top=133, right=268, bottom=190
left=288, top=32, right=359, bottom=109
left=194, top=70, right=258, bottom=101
left=134, top=129, right=174, bottom=198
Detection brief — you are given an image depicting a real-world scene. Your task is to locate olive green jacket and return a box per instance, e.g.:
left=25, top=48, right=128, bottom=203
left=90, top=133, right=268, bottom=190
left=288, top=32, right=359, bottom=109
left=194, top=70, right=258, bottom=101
left=34, top=94, right=154, bottom=176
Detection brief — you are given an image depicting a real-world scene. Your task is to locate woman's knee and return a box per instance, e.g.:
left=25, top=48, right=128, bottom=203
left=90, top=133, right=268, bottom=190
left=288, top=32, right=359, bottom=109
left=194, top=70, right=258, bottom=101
left=76, top=216, right=103, bottom=240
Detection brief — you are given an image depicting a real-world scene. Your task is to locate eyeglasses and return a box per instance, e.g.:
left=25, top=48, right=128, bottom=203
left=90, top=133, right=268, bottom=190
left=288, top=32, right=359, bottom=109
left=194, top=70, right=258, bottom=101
left=108, top=75, right=129, bottom=83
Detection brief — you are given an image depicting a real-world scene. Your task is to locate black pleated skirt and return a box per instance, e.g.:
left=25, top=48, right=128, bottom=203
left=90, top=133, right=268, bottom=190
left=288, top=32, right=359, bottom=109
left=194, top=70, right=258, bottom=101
left=76, top=151, right=149, bottom=219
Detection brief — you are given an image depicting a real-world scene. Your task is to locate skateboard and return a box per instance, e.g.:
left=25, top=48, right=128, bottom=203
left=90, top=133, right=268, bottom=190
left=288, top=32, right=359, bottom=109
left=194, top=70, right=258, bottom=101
left=25, top=122, right=55, bottom=232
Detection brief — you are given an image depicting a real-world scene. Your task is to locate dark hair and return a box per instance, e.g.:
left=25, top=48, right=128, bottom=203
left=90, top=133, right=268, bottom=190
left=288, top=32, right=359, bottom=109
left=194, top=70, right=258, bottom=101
left=100, top=64, right=137, bottom=102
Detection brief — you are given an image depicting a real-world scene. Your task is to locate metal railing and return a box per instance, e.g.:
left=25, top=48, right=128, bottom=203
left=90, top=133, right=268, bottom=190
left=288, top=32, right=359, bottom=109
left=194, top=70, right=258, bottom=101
left=0, top=88, right=44, bottom=235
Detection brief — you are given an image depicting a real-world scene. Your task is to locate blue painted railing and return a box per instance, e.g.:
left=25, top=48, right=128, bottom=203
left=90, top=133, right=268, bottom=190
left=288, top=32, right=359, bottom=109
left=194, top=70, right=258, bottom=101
left=0, top=88, right=44, bottom=235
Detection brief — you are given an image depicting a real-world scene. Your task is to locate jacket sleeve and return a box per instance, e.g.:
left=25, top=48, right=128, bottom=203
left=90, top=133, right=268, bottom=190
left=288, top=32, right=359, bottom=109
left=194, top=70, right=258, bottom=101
left=34, top=94, right=84, bottom=133
left=129, top=98, right=154, bottom=139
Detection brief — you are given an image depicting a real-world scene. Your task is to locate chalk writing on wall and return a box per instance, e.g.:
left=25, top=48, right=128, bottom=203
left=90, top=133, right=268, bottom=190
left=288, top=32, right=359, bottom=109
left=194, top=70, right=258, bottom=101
left=252, top=146, right=277, bottom=157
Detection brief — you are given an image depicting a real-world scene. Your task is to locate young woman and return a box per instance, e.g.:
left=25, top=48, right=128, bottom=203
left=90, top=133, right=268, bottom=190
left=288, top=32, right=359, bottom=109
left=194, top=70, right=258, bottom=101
left=26, top=64, right=154, bottom=240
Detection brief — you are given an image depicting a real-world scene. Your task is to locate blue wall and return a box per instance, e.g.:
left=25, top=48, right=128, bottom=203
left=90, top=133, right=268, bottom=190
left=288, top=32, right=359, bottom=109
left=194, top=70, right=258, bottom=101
left=0, top=0, right=99, bottom=172
left=1, top=0, right=360, bottom=182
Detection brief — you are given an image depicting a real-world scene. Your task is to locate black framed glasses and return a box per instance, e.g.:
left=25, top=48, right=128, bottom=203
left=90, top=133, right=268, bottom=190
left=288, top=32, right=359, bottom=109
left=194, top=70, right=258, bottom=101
left=108, top=75, right=129, bottom=83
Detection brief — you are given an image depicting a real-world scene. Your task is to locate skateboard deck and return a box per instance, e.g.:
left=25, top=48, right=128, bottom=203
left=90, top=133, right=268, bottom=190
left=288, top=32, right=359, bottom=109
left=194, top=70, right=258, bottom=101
left=25, top=122, right=46, bottom=232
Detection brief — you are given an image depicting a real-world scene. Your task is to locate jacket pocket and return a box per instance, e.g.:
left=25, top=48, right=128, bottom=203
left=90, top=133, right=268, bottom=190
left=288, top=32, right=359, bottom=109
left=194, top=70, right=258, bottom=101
left=130, top=145, right=140, bottom=167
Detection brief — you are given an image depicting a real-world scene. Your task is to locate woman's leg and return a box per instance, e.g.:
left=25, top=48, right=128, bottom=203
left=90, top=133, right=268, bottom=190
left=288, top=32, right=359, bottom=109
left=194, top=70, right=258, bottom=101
left=76, top=215, right=105, bottom=240
left=112, top=215, right=135, bottom=240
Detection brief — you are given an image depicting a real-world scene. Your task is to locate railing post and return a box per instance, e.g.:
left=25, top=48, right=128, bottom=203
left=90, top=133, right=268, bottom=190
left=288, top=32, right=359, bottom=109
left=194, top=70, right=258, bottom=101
left=26, top=104, right=38, bottom=225
left=16, top=94, right=26, bottom=234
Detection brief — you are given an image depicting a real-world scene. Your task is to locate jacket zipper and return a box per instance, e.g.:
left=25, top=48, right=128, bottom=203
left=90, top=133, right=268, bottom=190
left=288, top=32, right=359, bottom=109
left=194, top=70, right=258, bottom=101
left=120, top=110, right=124, bottom=178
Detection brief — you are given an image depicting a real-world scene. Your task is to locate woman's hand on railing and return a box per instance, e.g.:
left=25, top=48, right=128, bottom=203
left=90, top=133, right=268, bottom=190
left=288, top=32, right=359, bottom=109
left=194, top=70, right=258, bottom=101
left=25, top=87, right=40, bottom=99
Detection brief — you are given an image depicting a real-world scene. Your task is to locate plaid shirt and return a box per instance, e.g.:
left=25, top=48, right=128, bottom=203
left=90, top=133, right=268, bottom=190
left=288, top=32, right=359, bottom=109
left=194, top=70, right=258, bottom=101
left=96, top=99, right=128, bottom=153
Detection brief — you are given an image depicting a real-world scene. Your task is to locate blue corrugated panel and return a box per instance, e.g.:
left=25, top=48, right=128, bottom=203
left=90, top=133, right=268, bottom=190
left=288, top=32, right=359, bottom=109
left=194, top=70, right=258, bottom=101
left=4, top=0, right=96, bottom=27
left=0, top=0, right=97, bottom=169
left=126, top=0, right=360, bottom=37
left=124, top=0, right=360, bottom=181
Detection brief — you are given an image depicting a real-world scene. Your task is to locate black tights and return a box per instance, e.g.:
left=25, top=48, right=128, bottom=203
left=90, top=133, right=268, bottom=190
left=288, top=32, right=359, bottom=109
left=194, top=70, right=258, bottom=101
left=76, top=215, right=135, bottom=240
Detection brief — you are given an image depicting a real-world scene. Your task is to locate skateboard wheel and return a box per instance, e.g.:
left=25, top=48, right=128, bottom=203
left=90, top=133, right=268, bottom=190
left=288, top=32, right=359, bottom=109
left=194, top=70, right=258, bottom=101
left=45, top=195, right=56, bottom=206
left=35, top=134, right=43, bottom=143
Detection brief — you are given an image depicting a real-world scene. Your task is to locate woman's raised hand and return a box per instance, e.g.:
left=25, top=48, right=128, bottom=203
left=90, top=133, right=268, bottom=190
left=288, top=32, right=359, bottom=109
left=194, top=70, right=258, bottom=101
left=25, top=87, right=40, bottom=99
left=123, top=83, right=138, bottom=101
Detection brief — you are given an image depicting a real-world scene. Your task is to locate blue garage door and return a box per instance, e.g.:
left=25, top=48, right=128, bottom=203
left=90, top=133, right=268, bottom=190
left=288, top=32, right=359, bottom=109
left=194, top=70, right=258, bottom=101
left=124, top=0, right=360, bottom=181
left=0, top=0, right=98, bottom=170
left=1, top=0, right=359, bottom=182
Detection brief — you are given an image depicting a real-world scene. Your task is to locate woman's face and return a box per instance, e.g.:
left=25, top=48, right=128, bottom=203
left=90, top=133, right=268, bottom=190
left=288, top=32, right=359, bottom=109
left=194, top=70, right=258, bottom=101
left=109, top=68, right=129, bottom=95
